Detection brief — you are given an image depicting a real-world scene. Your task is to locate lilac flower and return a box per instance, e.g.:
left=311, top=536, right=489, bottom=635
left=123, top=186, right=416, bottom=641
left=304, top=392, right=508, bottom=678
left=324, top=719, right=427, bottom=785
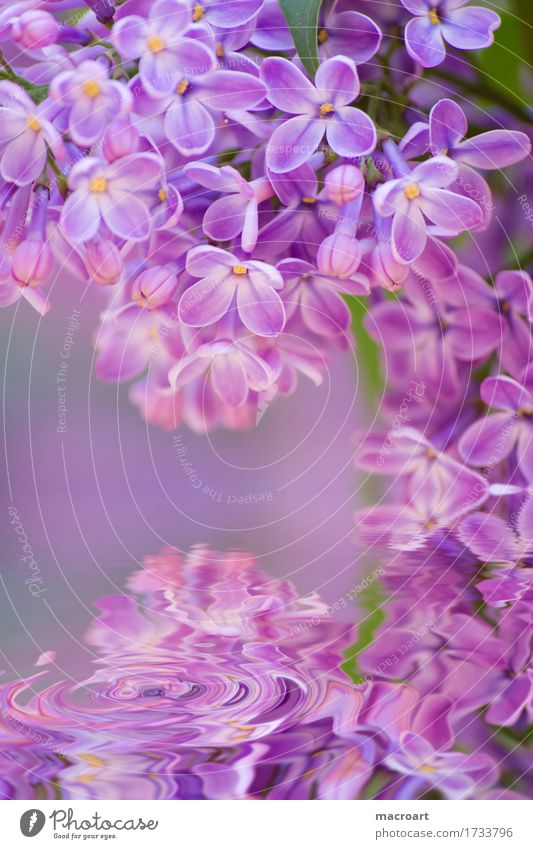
left=459, top=376, right=533, bottom=481
left=183, top=162, right=273, bottom=252
left=373, top=150, right=483, bottom=263
left=133, top=57, right=267, bottom=157
left=356, top=425, right=489, bottom=516
left=261, top=56, right=376, bottom=173
left=178, top=246, right=285, bottom=336
left=60, top=153, right=162, bottom=243
left=401, top=0, right=500, bottom=68
left=169, top=338, right=275, bottom=406
left=0, top=82, right=64, bottom=186
left=112, top=0, right=204, bottom=96
left=278, top=257, right=367, bottom=337
left=50, top=60, right=132, bottom=148
left=317, top=7, right=382, bottom=64
left=448, top=266, right=533, bottom=378
left=385, top=732, right=496, bottom=799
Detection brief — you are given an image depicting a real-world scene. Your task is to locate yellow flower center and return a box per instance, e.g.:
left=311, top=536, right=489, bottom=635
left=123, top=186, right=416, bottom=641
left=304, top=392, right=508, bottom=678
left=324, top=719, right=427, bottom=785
left=80, top=753, right=105, bottom=767
left=158, top=188, right=167, bottom=202
left=176, top=79, right=189, bottom=95
left=418, top=763, right=437, bottom=773
left=82, top=80, right=101, bottom=98
left=192, top=3, right=204, bottom=21
left=318, top=28, right=329, bottom=44
left=404, top=183, right=421, bottom=200
left=216, top=42, right=225, bottom=58
left=90, top=176, right=108, bottom=193
left=319, top=102, right=335, bottom=118
left=147, top=34, right=165, bottom=53
left=518, top=406, right=533, bottom=416
left=302, top=196, right=317, bottom=204
left=26, top=115, right=42, bottom=132
left=232, top=265, right=248, bottom=275
left=428, top=8, right=440, bottom=25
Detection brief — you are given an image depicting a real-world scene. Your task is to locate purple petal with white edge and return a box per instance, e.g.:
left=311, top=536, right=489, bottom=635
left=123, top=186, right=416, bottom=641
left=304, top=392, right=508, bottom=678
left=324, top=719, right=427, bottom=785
left=452, top=164, right=493, bottom=230
left=315, top=56, right=360, bottom=106
left=100, top=192, right=152, bottom=241
left=1, top=132, right=47, bottom=186
left=373, top=180, right=409, bottom=218
left=326, top=107, right=376, bottom=158
left=211, top=354, right=249, bottom=406
left=198, top=70, right=267, bottom=111
left=455, top=130, right=531, bottom=169
left=108, top=153, right=162, bottom=192
left=260, top=57, right=318, bottom=114
left=242, top=198, right=259, bottom=253
left=179, top=275, right=235, bottom=327
left=392, top=204, right=427, bottom=263
left=165, top=98, right=215, bottom=155
left=68, top=99, right=107, bottom=147
left=183, top=162, right=238, bottom=191
left=237, top=343, right=273, bottom=390
left=0, top=80, right=35, bottom=110
left=411, top=155, right=458, bottom=187
left=168, top=352, right=210, bottom=389
left=323, top=12, right=382, bottom=64
left=203, top=194, right=248, bottom=242
left=60, top=192, right=101, bottom=243
left=251, top=0, right=293, bottom=51
left=516, top=426, right=533, bottom=482
left=442, top=6, right=500, bottom=50
left=112, top=15, right=147, bottom=60
left=404, top=15, right=446, bottom=68
left=480, top=375, right=533, bottom=412
left=429, top=99, right=467, bottom=153
left=458, top=412, right=517, bottom=466
left=204, top=0, right=263, bottom=27
left=401, top=0, right=432, bottom=12
left=150, top=0, right=191, bottom=38
left=266, top=116, right=324, bottom=173
left=237, top=275, right=286, bottom=336
left=248, top=260, right=284, bottom=290
left=447, top=308, right=503, bottom=361
left=419, top=187, right=482, bottom=230
left=399, top=121, right=430, bottom=159
left=457, top=512, right=520, bottom=562
left=186, top=245, right=235, bottom=278
left=495, top=270, right=532, bottom=314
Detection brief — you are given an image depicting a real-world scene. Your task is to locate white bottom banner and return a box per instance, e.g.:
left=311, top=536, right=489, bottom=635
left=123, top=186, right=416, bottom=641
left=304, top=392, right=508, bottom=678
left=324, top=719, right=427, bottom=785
left=3, top=800, right=533, bottom=848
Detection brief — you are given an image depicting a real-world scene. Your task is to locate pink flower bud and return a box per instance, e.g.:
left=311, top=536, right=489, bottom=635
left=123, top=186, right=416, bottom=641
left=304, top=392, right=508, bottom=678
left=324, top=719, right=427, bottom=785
left=371, top=244, right=409, bottom=291
left=12, top=11, right=59, bottom=50
left=85, top=239, right=122, bottom=286
left=132, top=266, right=177, bottom=309
left=102, top=119, right=140, bottom=162
left=317, top=233, right=362, bottom=280
left=325, top=165, right=364, bottom=207
left=12, top=240, right=54, bottom=288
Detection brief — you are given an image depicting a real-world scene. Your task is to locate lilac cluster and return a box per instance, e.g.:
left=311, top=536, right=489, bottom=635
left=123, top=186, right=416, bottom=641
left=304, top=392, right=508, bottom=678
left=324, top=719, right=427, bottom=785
left=0, top=546, right=518, bottom=800
left=0, top=0, right=527, bottom=432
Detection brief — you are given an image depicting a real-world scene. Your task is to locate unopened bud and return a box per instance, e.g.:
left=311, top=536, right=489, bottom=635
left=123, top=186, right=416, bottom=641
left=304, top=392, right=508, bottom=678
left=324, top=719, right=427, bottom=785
left=12, top=240, right=54, bottom=287
left=12, top=11, right=59, bottom=50
left=131, top=266, right=177, bottom=309
left=317, top=233, right=362, bottom=280
left=85, top=239, right=122, bottom=286
left=325, top=165, right=364, bottom=207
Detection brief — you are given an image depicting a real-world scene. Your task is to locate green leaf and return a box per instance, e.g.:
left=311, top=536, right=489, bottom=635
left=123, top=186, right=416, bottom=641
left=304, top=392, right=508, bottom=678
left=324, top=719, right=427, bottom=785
left=341, top=572, right=385, bottom=684
left=279, top=0, right=323, bottom=77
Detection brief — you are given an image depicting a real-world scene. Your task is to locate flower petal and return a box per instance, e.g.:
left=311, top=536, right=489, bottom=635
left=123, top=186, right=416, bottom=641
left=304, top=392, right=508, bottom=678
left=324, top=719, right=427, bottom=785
left=315, top=56, right=360, bottom=106
left=442, top=6, right=500, bottom=50
left=179, top=275, right=235, bottom=327
left=165, top=98, right=215, bottom=155
left=211, top=353, right=249, bottom=406
left=237, top=275, right=286, bottom=336
left=266, top=116, right=324, bottom=173
left=419, top=187, right=483, bottom=230
left=260, top=57, right=317, bottom=113
left=326, top=106, right=376, bottom=158
left=392, top=203, right=427, bottom=263
left=404, top=15, right=446, bottom=67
